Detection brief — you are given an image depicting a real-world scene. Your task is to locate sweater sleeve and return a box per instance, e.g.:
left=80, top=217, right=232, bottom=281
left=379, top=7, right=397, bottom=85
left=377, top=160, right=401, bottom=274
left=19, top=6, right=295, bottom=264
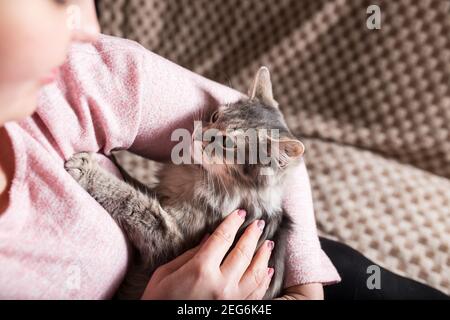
left=55, top=35, right=340, bottom=288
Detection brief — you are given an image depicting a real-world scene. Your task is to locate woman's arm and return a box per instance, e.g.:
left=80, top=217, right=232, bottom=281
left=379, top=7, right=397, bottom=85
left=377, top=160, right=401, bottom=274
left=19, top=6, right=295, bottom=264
left=281, top=159, right=341, bottom=290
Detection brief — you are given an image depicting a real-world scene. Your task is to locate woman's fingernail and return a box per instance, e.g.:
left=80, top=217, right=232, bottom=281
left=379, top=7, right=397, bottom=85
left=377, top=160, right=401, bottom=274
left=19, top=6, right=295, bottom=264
left=267, top=241, right=275, bottom=251
left=257, top=220, right=265, bottom=230
left=268, top=268, right=274, bottom=277
left=237, top=209, right=247, bottom=220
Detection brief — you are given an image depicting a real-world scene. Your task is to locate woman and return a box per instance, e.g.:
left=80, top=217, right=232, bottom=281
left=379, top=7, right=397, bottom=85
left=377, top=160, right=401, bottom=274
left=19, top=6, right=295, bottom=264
left=0, top=0, right=446, bottom=300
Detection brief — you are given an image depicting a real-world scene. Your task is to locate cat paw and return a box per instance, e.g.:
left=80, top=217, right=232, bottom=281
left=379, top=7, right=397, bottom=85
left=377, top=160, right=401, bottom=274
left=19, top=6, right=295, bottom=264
left=65, top=152, right=96, bottom=183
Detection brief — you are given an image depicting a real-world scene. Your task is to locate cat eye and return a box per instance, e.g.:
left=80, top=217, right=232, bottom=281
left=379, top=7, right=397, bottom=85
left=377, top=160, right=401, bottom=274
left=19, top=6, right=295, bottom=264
left=210, top=111, right=220, bottom=123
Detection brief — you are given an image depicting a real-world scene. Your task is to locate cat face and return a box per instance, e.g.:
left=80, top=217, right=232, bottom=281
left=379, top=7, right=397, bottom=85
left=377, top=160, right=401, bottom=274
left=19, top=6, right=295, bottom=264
left=193, top=67, right=304, bottom=187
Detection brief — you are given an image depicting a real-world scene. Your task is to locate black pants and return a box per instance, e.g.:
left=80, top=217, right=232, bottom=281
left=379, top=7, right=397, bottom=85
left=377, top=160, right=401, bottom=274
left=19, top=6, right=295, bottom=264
left=320, top=237, right=449, bottom=300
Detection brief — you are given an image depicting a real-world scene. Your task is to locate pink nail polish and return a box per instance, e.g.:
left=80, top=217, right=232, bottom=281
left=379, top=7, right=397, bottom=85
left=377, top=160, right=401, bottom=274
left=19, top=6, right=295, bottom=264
left=257, top=220, right=265, bottom=230
left=267, top=241, right=275, bottom=250
left=237, top=209, right=247, bottom=219
left=268, top=268, right=274, bottom=277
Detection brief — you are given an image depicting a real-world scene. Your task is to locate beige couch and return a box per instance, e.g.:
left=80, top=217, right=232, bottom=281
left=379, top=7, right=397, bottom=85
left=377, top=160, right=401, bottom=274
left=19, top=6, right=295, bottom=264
left=97, top=0, right=450, bottom=294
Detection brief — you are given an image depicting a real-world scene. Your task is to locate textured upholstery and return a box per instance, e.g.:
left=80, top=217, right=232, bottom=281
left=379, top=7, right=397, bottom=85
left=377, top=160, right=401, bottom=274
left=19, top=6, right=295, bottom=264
left=98, top=0, right=450, bottom=294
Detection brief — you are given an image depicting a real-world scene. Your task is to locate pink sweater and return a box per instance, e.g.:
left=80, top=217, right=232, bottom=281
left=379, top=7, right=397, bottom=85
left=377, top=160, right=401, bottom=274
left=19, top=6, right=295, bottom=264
left=0, top=35, right=340, bottom=299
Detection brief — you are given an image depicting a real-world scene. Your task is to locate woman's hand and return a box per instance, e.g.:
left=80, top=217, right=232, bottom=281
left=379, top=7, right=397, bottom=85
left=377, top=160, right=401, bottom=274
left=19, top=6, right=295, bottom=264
left=141, top=209, right=275, bottom=300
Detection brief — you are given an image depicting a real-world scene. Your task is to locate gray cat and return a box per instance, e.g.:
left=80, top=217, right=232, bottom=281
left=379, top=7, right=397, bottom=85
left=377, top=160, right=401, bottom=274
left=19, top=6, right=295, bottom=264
left=65, top=67, right=305, bottom=299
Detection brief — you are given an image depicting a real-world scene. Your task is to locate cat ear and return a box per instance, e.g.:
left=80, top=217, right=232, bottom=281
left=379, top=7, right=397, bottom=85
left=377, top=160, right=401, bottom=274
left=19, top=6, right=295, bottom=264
left=248, top=67, right=279, bottom=109
left=275, top=138, right=305, bottom=168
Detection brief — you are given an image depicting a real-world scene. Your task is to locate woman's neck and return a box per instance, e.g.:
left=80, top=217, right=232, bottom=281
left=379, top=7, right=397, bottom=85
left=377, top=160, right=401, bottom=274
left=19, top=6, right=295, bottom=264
left=0, top=126, right=15, bottom=214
